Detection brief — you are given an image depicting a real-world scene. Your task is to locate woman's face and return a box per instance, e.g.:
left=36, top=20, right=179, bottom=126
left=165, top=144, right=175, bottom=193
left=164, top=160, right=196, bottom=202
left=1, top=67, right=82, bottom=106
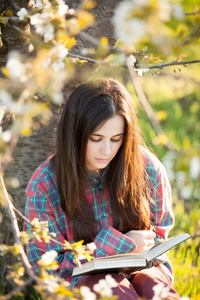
left=85, top=114, right=125, bottom=175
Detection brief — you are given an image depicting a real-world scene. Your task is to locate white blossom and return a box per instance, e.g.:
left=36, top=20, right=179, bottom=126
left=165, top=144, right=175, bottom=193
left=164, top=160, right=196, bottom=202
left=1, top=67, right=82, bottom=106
left=113, top=14, right=145, bottom=45
left=30, top=5, right=54, bottom=42
left=158, top=0, right=172, bottom=21
left=10, top=178, right=20, bottom=189
left=6, top=51, right=26, bottom=81
left=43, top=24, right=55, bottom=42
left=52, top=61, right=65, bottom=71
left=87, top=242, right=96, bottom=251
left=42, top=2, right=54, bottom=20
left=162, top=151, right=175, bottom=180
left=93, top=275, right=118, bottom=298
left=30, top=13, right=43, bottom=26
left=34, top=0, right=44, bottom=9
left=52, top=92, right=64, bottom=105
left=42, top=57, right=51, bottom=68
left=112, top=0, right=147, bottom=45
left=80, top=48, right=89, bottom=55
left=43, top=278, right=59, bottom=293
left=152, top=296, right=160, bottom=300
left=101, top=287, right=113, bottom=297
left=1, top=130, right=12, bottom=143
left=117, top=53, right=126, bottom=64
left=17, top=8, right=28, bottom=20
left=41, top=250, right=58, bottom=265
left=105, top=274, right=118, bottom=288
left=80, top=286, right=96, bottom=300
left=57, top=0, right=66, bottom=4
left=160, top=286, right=170, bottom=298
left=180, top=297, right=190, bottom=300
left=112, top=0, right=184, bottom=47
left=189, top=156, right=200, bottom=179
left=136, top=68, right=148, bottom=76
left=152, top=282, right=170, bottom=299
left=78, top=254, right=86, bottom=260
left=68, top=8, right=75, bottom=15
left=171, top=3, right=185, bottom=20
left=56, top=45, right=68, bottom=60
left=0, top=90, right=13, bottom=109
left=176, top=171, right=186, bottom=187
left=128, top=55, right=137, bottom=66
left=94, top=280, right=113, bottom=297
left=152, top=282, right=165, bottom=295
left=180, top=186, right=192, bottom=199
left=58, top=4, right=69, bottom=16
left=34, top=24, right=46, bottom=36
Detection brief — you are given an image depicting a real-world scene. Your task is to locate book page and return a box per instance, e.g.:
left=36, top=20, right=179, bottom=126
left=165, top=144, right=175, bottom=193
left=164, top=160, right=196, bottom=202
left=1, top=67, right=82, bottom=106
left=143, top=233, right=191, bottom=261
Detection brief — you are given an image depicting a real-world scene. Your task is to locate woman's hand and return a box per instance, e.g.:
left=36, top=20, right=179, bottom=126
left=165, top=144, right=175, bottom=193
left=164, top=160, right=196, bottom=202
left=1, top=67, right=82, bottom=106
left=124, top=230, right=156, bottom=253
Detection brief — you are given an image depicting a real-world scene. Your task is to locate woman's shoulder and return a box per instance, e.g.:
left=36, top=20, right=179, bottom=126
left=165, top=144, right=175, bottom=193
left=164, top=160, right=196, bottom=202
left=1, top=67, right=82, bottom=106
left=140, top=146, right=166, bottom=178
left=27, top=154, right=56, bottom=193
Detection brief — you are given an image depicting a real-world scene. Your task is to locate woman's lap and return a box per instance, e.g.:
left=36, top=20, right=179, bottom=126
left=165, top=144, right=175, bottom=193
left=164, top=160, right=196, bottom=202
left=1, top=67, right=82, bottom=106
left=131, top=266, right=180, bottom=299
left=75, top=266, right=180, bottom=300
left=75, top=272, right=140, bottom=299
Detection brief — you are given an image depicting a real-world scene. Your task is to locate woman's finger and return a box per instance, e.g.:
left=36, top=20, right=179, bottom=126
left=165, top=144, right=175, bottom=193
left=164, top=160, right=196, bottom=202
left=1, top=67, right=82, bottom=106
left=144, top=230, right=156, bottom=239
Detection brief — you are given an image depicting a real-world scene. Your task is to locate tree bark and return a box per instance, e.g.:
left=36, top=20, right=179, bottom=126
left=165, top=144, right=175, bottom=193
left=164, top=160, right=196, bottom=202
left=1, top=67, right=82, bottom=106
left=0, top=0, right=34, bottom=67
left=0, top=0, right=119, bottom=292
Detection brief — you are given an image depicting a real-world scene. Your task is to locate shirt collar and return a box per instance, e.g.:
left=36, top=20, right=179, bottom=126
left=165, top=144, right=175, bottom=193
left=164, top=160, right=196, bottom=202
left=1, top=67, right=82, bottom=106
left=88, top=165, right=109, bottom=188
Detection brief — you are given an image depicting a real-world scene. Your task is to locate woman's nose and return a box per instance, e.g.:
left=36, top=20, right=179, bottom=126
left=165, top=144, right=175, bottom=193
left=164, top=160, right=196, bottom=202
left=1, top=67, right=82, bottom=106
left=100, top=141, right=111, bottom=156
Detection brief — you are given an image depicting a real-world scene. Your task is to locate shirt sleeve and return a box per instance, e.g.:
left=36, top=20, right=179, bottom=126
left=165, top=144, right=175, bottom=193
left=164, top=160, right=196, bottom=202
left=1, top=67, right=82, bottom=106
left=24, top=187, right=77, bottom=278
left=149, top=159, right=174, bottom=243
left=143, top=150, right=174, bottom=266
left=93, top=225, right=136, bottom=258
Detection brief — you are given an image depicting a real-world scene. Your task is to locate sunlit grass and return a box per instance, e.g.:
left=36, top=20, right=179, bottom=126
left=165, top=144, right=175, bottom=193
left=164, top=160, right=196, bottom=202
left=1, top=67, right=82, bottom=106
left=169, top=244, right=200, bottom=299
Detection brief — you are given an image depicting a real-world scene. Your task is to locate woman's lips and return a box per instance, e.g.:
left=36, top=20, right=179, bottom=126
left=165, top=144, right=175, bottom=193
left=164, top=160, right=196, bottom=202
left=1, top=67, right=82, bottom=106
left=95, top=158, right=110, bottom=163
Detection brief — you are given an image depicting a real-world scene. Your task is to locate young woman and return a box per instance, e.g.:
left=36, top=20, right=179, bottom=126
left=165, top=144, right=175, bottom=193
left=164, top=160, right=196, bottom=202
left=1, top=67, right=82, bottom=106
left=24, top=78, right=179, bottom=299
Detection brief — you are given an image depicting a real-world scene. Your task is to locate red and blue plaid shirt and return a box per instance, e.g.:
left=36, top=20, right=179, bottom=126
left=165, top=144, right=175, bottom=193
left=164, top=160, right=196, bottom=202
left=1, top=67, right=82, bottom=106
left=24, top=147, right=174, bottom=287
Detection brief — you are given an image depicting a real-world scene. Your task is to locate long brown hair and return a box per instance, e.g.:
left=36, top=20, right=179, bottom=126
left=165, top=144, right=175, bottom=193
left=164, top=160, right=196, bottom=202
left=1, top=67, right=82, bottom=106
left=56, top=78, right=151, bottom=243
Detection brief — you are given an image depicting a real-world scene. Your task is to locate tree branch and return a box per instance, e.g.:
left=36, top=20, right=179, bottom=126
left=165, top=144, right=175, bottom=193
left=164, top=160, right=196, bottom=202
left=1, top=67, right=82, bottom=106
left=147, top=60, right=200, bottom=70
left=185, top=11, right=200, bottom=16
left=9, top=24, right=47, bottom=48
left=67, top=52, right=109, bottom=65
left=126, top=57, right=177, bottom=152
left=2, top=17, right=27, bottom=24
left=9, top=24, right=200, bottom=71
left=2, top=277, right=34, bottom=300
left=13, top=206, right=70, bottom=248
left=0, top=173, right=37, bottom=282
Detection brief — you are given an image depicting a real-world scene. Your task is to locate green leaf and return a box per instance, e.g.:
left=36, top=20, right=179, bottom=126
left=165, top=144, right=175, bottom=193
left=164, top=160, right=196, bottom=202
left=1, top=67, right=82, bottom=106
left=0, top=17, right=8, bottom=25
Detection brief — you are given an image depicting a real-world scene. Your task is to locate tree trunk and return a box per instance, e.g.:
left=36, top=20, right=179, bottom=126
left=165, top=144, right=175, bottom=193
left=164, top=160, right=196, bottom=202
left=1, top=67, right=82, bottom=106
left=0, top=0, right=119, bottom=292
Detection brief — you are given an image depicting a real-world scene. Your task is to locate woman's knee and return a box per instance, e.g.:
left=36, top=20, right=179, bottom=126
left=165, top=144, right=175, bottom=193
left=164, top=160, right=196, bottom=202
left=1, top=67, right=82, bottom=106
left=131, top=267, right=180, bottom=300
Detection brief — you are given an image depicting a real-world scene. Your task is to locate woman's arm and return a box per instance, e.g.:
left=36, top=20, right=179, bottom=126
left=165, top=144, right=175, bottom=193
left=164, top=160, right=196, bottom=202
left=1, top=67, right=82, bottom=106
left=93, top=225, right=137, bottom=258
left=24, top=190, right=77, bottom=278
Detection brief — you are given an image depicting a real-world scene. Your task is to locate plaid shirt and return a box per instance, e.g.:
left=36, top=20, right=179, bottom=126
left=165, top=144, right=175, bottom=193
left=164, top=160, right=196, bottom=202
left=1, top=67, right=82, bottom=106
left=24, top=147, right=174, bottom=287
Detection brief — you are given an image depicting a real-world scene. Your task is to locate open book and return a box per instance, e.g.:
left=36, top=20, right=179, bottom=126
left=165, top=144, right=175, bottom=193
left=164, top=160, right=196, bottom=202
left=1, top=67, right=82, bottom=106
left=72, top=233, right=191, bottom=276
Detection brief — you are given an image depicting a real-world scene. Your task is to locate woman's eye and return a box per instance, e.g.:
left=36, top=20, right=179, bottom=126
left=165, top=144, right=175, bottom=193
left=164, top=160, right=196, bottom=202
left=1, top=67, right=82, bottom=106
left=111, top=138, right=121, bottom=143
left=90, top=137, right=101, bottom=142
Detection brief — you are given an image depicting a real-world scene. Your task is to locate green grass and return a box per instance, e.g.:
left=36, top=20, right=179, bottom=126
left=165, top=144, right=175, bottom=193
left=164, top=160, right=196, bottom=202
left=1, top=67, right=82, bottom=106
left=168, top=200, right=200, bottom=299
left=169, top=244, right=200, bottom=299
